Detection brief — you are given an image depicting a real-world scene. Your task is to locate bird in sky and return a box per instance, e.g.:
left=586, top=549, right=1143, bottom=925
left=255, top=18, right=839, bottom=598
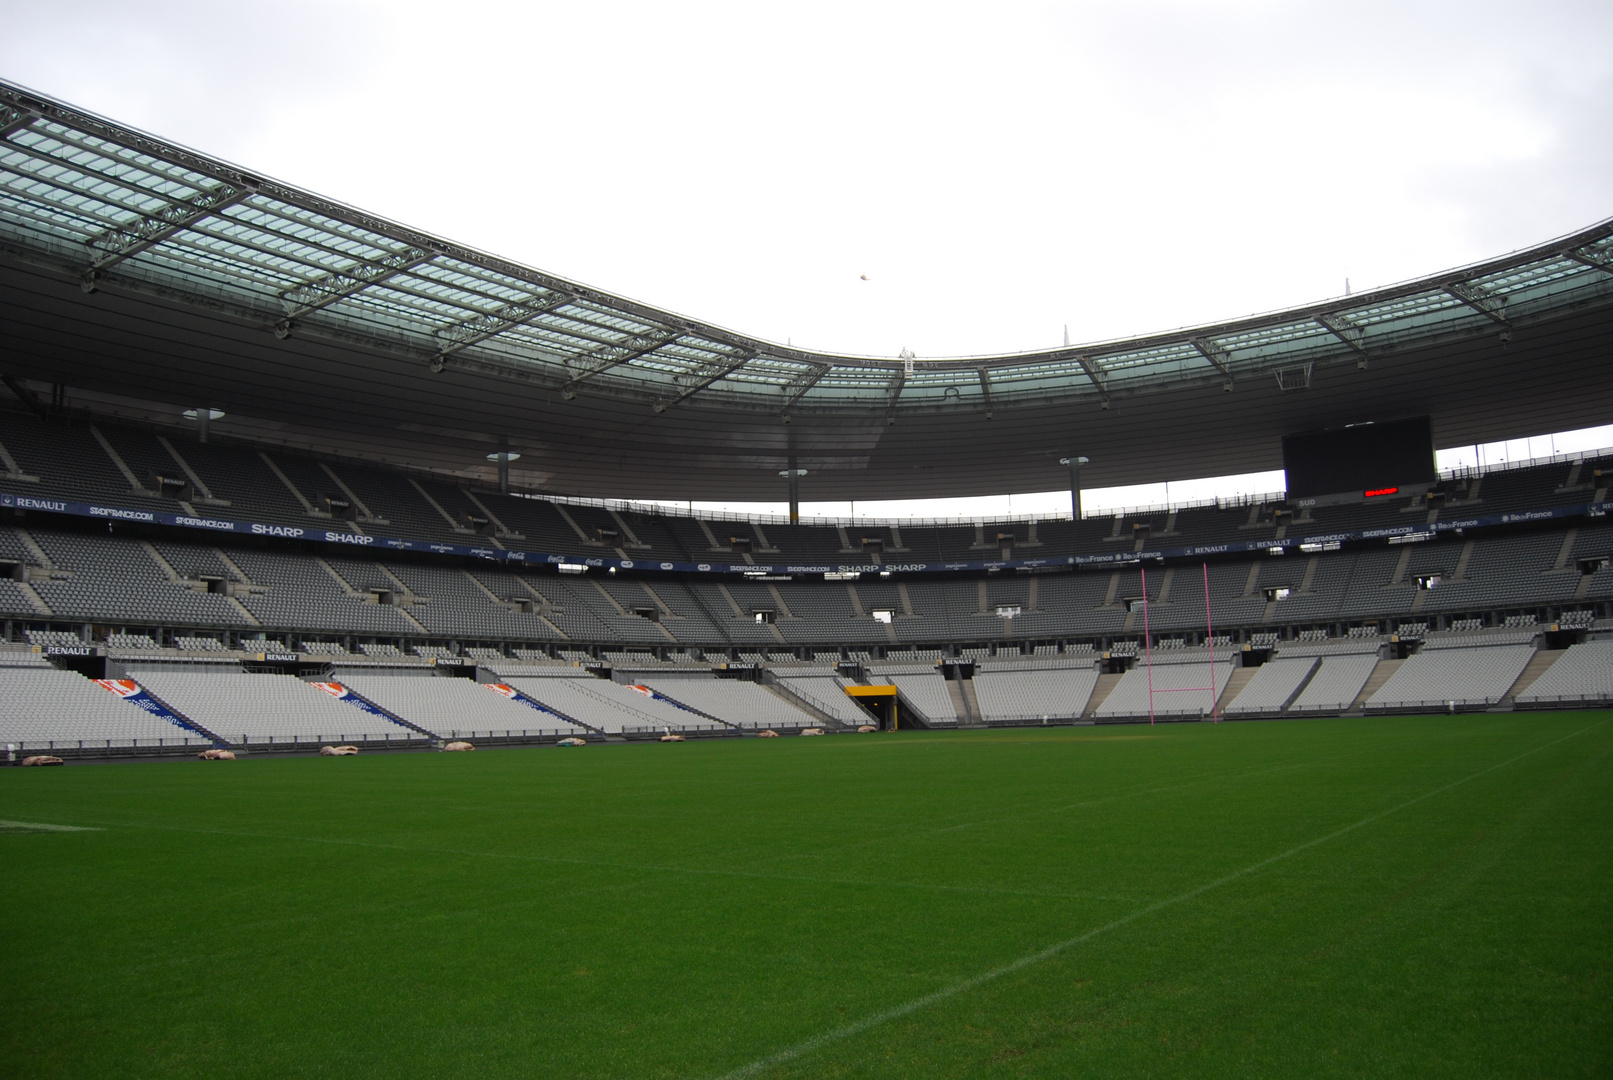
left=860, top=274, right=869, bottom=281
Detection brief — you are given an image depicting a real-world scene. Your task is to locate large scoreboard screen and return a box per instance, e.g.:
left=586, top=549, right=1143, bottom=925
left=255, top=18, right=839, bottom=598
left=1282, top=416, right=1437, bottom=499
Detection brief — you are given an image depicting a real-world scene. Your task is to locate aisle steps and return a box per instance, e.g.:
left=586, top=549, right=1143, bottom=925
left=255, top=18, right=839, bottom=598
left=1345, top=658, right=1402, bottom=714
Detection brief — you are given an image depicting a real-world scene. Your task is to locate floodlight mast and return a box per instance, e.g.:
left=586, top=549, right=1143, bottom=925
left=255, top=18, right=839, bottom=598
left=1059, top=456, right=1090, bottom=520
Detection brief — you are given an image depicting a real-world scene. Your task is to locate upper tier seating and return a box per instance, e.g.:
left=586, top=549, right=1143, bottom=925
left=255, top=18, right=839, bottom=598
left=3, top=406, right=1603, bottom=567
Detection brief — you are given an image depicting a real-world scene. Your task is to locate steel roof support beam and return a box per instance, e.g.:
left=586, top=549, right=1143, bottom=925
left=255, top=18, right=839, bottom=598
left=84, top=181, right=255, bottom=274
left=977, top=368, right=995, bottom=419
left=0, top=102, right=39, bottom=139
left=277, top=247, right=438, bottom=329
left=1316, top=312, right=1370, bottom=367
left=1077, top=356, right=1111, bottom=408
left=778, top=364, right=831, bottom=421
left=432, top=290, right=578, bottom=365
left=1445, top=281, right=1511, bottom=328
left=653, top=353, right=754, bottom=413
left=1190, top=337, right=1234, bottom=390
left=1564, top=245, right=1613, bottom=276
left=560, top=331, right=684, bottom=398
left=884, top=371, right=906, bottom=424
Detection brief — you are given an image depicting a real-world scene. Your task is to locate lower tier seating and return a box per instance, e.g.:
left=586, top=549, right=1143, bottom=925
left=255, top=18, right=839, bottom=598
left=1364, top=644, right=1536, bottom=710
left=0, top=667, right=209, bottom=749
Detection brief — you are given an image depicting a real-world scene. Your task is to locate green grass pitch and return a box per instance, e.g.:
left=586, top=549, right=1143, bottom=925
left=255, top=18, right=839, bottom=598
left=2, top=713, right=1609, bottom=1079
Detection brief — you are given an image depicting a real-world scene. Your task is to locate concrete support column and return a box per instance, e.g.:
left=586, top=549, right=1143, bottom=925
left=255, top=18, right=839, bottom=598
left=1060, top=456, right=1089, bottom=521
left=780, top=462, right=807, bottom=524
left=486, top=437, right=520, bottom=494
left=186, top=406, right=223, bottom=443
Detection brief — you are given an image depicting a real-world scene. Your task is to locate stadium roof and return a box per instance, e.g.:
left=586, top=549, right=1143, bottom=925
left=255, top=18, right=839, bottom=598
left=3, top=79, right=1612, bottom=502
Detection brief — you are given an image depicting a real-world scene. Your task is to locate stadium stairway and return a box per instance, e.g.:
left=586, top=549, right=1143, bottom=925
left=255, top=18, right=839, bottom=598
left=1216, top=667, right=1259, bottom=713
left=1344, top=658, right=1402, bottom=715
left=960, top=678, right=983, bottom=725
left=759, top=680, right=847, bottom=730
left=1083, top=673, right=1124, bottom=718
left=632, top=685, right=736, bottom=730
left=147, top=685, right=232, bottom=747
left=116, top=676, right=234, bottom=749
left=1498, top=649, right=1566, bottom=707
left=945, top=678, right=974, bottom=724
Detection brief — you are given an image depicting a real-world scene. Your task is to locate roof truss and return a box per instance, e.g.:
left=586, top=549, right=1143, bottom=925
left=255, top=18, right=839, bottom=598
left=1190, top=337, right=1234, bottom=388
left=779, top=364, right=832, bottom=418
left=278, top=245, right=439, bottom=328
left=434, top=289, right=577, bottom=361
left=1445, top=281, right=1511, bottom=328
left=1564, top=244, right=1613, bottom=276
left=85, top=180, right=256, bottom=275
left=560, top=329, right=685, bottom=398
left=1315, top=312, right=1369, bottom=365
left=653, top=352, right=755, bottom=413
left=0, top=102, right=38, bottom=140
left=2, top=79, right=1611, bottom=421
left=1077, top=356, right=1111, bottom=407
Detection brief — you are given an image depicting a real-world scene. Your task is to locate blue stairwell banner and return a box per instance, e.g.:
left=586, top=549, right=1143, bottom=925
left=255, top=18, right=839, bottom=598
left=309, top=682, right=419, bottom=733
left=95, top=679, right=217, bottom=743
left=484, top=683, right=583, bottom=729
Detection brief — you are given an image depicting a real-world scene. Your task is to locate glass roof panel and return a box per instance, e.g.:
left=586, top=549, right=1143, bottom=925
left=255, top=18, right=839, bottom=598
left=2, top=78, right=1611, bottom=416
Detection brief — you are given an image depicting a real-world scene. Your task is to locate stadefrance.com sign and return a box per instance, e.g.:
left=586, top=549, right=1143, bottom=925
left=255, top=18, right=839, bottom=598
left=1, top=489, right=1600, bottom=579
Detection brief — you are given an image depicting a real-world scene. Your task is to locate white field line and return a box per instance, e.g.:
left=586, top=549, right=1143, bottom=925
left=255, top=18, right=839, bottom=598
left=706, top=719, right=1606, bottom=1080
left=0, top=820, right=102, bottom=832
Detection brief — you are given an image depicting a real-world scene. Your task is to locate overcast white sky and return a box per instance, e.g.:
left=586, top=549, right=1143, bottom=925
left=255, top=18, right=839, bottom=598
left=3, top=0, right=1610, bottom=518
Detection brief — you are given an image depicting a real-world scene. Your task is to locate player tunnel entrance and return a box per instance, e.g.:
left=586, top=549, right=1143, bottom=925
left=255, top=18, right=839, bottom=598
left=843, top=684, right=922, bottom=730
